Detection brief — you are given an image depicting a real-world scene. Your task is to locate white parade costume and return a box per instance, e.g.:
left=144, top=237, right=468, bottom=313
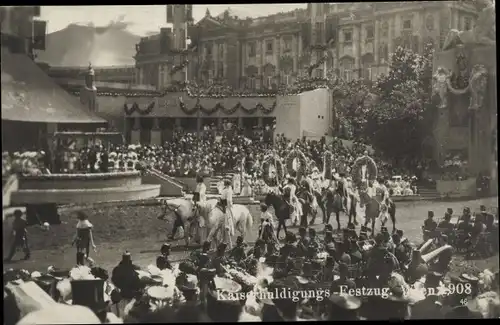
left=195, top=182, right=207, bottom=203
left=220, top=186, right=235, bottom=245
left=284, top=183, right=302, bottom=224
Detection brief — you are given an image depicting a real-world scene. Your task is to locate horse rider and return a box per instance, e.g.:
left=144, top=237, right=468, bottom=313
left=299, top=179, right=315, bottom=227
left=193, top=175, right=207, bottom=204
left=336, top=173, right=348, bottom=211
left=345, top=177, right=359, bottom=225
left=219, top=179, right=234, bottom=248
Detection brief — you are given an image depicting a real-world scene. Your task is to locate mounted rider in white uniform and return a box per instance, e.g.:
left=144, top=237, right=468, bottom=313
left=220, top=179, right=235, bottom=248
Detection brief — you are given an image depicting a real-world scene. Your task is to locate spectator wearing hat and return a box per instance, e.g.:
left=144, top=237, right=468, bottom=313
left=190, top=241, right=211, bottom=266
left=111, top=252, right=142, bottom=301
left=5, top=209, right=30, bottom=262
left=211, top=243, right=228, bottom=276
left=331, top=262, right=356, bottom=293
left=369, top=285, right=411, bottom=320
left=263, top=279, right=301, bottom=321
left=441, top=275, right=483, bottom=319
left=228, top=236, right=247, bottom=264
left=323, top=229, right=334, bottom=245
left=423, top=211, right=437, bottom=241
left=458, top=207, right=473, bottom=231
left=438, top=211, right=454, bottom=235
left=158, top=243, right=172, bottom=270
left=411, top=271, right=445, bottom=319
left=308, top=228, right=322, bottom=253
left=326, top=294, right=362, bottom=320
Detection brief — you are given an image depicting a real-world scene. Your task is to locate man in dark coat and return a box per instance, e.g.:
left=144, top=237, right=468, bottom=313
left=228, top=236, right=247, bottom=264
left=5, top=210, right=30, bottom=261
left=111, top=252, right=142, bottom=300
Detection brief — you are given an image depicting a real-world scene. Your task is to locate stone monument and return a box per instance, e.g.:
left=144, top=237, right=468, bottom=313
left=431, top=0, right=497, bottom=195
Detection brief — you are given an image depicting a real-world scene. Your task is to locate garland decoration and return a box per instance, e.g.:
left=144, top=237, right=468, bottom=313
left=177, top=98, right=277, bottom=116
left=123, top=103, right=135, bottom=115
left=137, top=101, right=154, bottom=116
left=222, top=101, right=239, bottom=115
left=241, top=103, right=258, bottom=115
left=285, top=149, right=308, bottom=181
left=323, top=151, right=333, bottom=180
left=179, top=97, right=197, bottom=115
left=258, top=101, right=277, bottom=115
left=123, top=102, right=154, bottom=115
left=351, top=155, right=378, bottom=190
left=262, top=155, right=285, bottom=187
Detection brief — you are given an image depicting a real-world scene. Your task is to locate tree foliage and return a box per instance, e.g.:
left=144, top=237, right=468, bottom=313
left=363, top=43, right=436, bottom=167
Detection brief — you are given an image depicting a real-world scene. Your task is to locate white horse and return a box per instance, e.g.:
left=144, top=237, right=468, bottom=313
left=196, top=199, right=254, bottom=249
left=159, top=198, right=253, bottom=248
left=159, top=198, right=203, bottom=247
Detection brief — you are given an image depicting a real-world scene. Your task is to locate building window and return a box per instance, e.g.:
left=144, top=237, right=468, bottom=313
left=206, top=44, right=212, bottom=56
left=218, top=44, right=224, bottom=59
left=382, top=21, right=389, bottom=37
left=283, top=37, right=292, bottom=53
left=315, top=69, right=323, bottom=78
left=341, top=58, right=354, bottom=82
left=464, top=17, right=472, bottom=31
left=315, top=22, right=324, bottom=44
left=248, top=42, right=256, bottom=57
left=343, top=29, right=352, bottom=43
left=403, top=19, right=412, bottom=30
left=366, top=26, right=374, bottom=39
left=266, top=40, right=273, bottom=54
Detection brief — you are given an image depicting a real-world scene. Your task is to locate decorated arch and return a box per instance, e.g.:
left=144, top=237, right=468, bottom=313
left=351, top=154, right=378, bottom=190
left=262, top=154, right=285, bottom=187
left=285, top=149, right=307, bottom=181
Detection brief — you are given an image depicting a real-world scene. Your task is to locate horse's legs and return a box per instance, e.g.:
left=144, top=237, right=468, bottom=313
left=321, top=205, right=327, bottom=224
left=390, top=208, right=396, bottom=233
left=371, top=218, right=376, bottom=237
left=335, top=211, right=341, bottom=230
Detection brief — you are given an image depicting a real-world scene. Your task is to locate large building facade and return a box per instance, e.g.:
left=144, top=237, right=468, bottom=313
left=135, top=2, right=479, bottom=90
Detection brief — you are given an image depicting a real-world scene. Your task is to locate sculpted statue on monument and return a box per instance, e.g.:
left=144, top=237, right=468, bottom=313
left=442, top=0, right=495, bottom=50
left=468, top=64, right=488, bottom=111
left=432, top=67, right=451, bottom=109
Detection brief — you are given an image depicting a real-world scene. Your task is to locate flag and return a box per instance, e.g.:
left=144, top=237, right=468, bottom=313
left=32, top=20, right=46, bottom=50
left=166, top=5, right=173, bottom=23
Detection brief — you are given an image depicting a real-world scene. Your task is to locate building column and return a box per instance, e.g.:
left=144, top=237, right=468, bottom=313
left=257, top=117, right=263, bottom=128
left=197, top=117, right=202, bottom=133
left=374, top=19, right=380, bottom=64
left=353, top=24, right=361, bottom=78
left=131, top=117, right=141, bottom=144
left=150, top=118, right=162, bottom=146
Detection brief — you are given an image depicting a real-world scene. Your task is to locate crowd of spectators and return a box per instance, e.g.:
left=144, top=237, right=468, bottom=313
left=3, top=127, right=417, bottom=188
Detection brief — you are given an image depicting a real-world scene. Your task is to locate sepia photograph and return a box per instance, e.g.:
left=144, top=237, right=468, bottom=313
left=1, top=1, right=498, bottom=322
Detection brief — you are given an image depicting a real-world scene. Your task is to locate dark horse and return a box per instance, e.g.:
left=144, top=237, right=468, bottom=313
left=264, top=191, right=290, bottom=240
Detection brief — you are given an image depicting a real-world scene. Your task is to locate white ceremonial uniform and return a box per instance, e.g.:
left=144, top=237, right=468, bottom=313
left=195, top=183, right=207, bottom=202
left=284, top=183, right=302, bottom=223
left=220, top=187, right=235, bottom=237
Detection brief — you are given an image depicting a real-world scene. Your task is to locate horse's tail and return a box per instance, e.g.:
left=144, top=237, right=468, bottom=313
left=245, top=207, right=254, bottom=232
